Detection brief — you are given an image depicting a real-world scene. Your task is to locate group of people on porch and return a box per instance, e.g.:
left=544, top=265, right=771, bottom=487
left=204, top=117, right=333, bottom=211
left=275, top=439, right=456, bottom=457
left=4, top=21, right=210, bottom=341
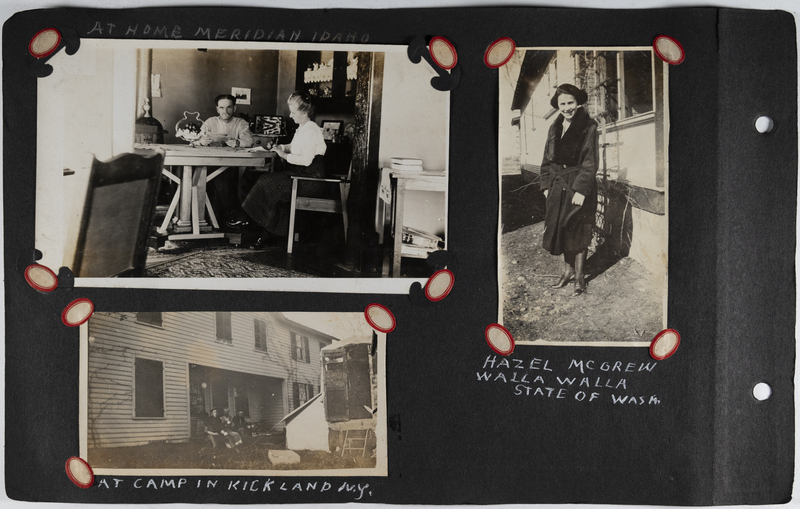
left=204, top=408, right=249, bottom=449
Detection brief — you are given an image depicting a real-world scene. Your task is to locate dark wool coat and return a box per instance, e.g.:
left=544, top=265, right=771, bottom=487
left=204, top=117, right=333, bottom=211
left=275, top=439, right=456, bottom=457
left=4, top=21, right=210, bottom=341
left=540, top=107, right=599, bottom=255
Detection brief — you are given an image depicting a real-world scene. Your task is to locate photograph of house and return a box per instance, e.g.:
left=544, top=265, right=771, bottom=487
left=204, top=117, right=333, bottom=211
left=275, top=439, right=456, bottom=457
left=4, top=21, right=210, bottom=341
left=36, top=40, right=449, bottom=283
left=81, top=311, right=386, bottom=474
left=499, top=47, right=668, bottom=344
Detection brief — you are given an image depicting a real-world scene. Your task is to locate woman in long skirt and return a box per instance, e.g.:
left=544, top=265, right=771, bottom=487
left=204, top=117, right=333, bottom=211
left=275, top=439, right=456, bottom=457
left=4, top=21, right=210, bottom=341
left=239, top=91, right=327, bottom=248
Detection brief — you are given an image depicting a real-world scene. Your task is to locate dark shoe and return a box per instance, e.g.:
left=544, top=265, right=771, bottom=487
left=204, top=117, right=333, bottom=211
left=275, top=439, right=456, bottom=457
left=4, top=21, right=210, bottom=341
left=574, top=277, right=587, bottom=295
left=225, top=218, right=250, bottom=229
left=248, top=237, right=271, bottom=250
left=551, top=260, right=575, bottom=289
left=550, top=273, right=574, bottom=289
left=573, top=250, right=587, bottom=295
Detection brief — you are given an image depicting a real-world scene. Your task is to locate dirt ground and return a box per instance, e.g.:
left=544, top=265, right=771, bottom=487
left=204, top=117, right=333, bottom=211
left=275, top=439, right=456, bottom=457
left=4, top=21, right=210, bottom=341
left=88, top=434, right=376, bottom=471
left=501, top=174, right=663, bottom=343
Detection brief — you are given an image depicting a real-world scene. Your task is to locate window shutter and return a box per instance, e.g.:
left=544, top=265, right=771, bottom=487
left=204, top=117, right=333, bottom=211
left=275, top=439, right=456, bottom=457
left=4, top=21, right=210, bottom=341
left=134, top=358, right=164, bottom=418
left=135, top=312, right=162, bottom=327
left=290, top=332, right=297, bottom=361
left=216, top=312, right=232, bottom=343
left=254, top=319, right=267, bottom=351
left=292, top=382, right=299, bottom=409
left=303, top=337, right=310, bottom=362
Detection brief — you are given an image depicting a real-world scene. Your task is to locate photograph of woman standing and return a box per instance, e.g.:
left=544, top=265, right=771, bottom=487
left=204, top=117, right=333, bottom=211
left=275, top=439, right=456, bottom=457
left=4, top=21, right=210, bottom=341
left=540, top=84, right=599, bottom=295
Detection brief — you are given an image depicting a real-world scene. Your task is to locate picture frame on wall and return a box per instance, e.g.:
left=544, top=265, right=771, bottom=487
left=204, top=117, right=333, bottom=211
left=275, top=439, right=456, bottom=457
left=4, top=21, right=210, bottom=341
left=321, top=120, right=344, bottom=141
left=231, top=86, right=251, bottom=105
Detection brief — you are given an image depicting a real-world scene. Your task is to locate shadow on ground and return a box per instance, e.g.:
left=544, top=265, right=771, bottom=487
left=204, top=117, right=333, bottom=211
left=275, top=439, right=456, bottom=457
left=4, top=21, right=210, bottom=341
left=501, top=174, right=663, bottom=343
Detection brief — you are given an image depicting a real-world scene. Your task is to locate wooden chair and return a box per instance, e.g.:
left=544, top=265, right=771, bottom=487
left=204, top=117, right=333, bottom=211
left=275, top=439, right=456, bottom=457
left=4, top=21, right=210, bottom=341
left=72, top=151, right=164, bottom=277
left=286, top=161, right=352, bottom=254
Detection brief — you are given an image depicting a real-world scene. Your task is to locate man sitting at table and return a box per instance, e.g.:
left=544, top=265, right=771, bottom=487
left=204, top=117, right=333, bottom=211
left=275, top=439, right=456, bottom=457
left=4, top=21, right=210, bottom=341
left=197, top=94, right=254, bottom=228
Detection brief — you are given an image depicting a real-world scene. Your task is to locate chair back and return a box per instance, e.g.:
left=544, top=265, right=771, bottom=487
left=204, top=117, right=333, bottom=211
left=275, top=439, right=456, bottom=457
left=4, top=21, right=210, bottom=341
left=72, top=151, right=164, bottom=277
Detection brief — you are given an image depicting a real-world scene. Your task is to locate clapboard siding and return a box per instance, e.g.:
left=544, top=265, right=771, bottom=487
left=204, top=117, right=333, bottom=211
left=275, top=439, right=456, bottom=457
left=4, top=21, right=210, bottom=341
left=87, top=312, right=332, bottom=448
left=87, top=340, right=188, bottom=448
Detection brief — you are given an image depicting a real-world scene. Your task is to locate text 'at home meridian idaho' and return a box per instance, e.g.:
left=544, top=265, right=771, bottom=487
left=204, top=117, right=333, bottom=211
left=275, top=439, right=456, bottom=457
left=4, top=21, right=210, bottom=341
left=86, top=22, right=370, bottom=43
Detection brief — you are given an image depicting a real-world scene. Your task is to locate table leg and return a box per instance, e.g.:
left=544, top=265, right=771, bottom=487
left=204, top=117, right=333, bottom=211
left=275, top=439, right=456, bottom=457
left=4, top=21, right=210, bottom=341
left=194, top=166, right=210, bottom=230
left=392, top=179, right=406, bottom=277
left=205, top=196, right=220, bottom=229
left=191, top=186, right=201, bottom=236
left=158, top=189, right=180, bottom=234
left=176, top=165, right=193, bottom=231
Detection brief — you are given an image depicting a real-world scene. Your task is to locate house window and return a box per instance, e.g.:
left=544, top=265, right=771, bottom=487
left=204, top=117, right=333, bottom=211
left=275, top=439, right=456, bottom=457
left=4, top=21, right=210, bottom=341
left=293, top=382, right=315, bottom=409
left=291, top=332, right=311, bottom=363
left=135, top=312, right=162, bottom=327
left=216, top=312, right=232, bottom=343
left=254, top=318, right=268, bottom=352
left=589, top=51, right=653, bottom=123
left=134, top=357, right=164, bottom=418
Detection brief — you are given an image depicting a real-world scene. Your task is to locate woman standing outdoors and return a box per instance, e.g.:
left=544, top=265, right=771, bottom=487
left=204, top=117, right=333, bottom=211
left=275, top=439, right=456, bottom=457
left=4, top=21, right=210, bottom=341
left=239, top=91, right=327, bottom=248
left=540, top=84, right=599, bottom=295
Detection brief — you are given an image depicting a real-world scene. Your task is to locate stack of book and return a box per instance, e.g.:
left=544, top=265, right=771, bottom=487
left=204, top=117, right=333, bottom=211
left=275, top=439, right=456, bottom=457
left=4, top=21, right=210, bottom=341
left=391, top=157, right=424, bottom=172
left=402, top=226, right=444, bottom=251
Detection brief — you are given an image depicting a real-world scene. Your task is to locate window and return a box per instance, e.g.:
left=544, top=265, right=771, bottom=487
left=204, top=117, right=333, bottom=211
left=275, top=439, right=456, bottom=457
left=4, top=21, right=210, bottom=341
left=584, top=51, right=653, bottom=123
left=292, top=382, right=315, bottom=409
left=134, top=357, right=164, bottom=418
left=216, top=312, right=232, bottom=343
left=135, top=312, right=162, bottom=327
left=291, top=332, right=311, bottom=363
left=254, top=318, right=268, bottom=352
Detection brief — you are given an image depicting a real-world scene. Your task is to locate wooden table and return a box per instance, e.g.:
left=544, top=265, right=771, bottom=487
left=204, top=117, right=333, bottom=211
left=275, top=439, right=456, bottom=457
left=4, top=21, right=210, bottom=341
left=135, top=144, right=275, bottom=242
left=382, top=170, right=447, bottom=276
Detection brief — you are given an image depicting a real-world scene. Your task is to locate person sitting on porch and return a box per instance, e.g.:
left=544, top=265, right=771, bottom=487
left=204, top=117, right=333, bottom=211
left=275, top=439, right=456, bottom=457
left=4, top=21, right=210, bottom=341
left=204, top=408, right=241, bottom=449
left=231, top=409, right=250, bottom=436
left=196, top=94, right=254, bottom=227
left=237, top=90, right=327, bottom=249
left=222, top=408, right=244, bottom=447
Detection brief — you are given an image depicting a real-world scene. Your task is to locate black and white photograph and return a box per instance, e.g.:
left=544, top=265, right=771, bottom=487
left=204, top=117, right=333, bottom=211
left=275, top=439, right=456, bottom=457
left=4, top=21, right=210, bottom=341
left=36, top=40, right=449, bottom=291
left=499, top=47, right=668, bottom=344
left=80, top=311, right=387, bottom=475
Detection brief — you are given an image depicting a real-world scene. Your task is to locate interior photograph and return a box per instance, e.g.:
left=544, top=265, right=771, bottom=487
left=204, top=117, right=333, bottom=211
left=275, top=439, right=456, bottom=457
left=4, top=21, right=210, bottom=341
left=44, top=42, right=449, bottom=279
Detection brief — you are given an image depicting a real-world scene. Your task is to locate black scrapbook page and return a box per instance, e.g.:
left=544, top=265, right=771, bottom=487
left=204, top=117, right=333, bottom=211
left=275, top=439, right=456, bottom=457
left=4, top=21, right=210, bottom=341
left=2, top=0, right=797, bottom=506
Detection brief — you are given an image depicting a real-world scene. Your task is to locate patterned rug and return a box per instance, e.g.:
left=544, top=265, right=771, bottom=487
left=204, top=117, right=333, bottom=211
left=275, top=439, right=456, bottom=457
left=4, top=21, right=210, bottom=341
left=143, top=247, right=315, bottom=278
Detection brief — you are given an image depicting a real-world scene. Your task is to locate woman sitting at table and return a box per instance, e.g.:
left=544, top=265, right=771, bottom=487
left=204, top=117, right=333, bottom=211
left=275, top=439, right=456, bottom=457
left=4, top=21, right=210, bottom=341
left=236, top=91, right=327, bottom=249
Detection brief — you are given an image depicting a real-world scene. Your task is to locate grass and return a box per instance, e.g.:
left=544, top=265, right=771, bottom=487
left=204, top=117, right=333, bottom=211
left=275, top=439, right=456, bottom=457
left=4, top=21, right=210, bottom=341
left=88, top=433, right=376, bottom=471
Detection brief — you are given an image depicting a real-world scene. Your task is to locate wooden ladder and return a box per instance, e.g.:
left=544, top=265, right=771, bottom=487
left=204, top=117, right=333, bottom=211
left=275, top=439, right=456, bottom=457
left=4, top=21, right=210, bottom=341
left=341, top=429, right=372, bottom=457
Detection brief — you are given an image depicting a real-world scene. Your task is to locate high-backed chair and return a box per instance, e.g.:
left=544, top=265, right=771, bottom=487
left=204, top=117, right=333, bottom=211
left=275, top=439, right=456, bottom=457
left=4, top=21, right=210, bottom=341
left=286, top=160, right=352, bottom=254
left=72, top=151, right=164, bottom=277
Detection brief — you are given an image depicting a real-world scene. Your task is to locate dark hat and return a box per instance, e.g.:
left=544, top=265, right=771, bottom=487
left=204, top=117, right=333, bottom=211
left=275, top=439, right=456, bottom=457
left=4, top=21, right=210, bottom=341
left=550, top=84, right=589, bottom=109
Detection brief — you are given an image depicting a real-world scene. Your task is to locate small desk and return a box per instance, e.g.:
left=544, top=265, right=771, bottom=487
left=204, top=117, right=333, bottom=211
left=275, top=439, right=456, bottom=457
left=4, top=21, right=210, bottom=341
left=135, top=144, right=275, bottom=241
left=382, top=170, right=447, bottom=276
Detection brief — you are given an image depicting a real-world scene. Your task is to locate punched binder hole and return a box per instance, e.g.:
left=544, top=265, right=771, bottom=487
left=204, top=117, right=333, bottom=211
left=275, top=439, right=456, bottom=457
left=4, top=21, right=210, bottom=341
left=754, top=116, right=774, bottom=133
left=752, top=382, right=772, bottom=401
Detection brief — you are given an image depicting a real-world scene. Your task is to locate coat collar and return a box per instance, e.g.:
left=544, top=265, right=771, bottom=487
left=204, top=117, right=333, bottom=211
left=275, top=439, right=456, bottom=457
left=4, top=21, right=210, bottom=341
left=553, top=106, right=593, bottom=137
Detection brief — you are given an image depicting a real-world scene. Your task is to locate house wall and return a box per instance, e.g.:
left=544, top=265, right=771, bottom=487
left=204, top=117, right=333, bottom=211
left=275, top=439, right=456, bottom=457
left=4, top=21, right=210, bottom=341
left=151, top=49, right=280, bottom=144
left=377, top=51, right=449, bottom=238
left=605, top=116, right=658, bottom=190
left=87, top=312, right=329, bottom=448
left=630, top=207, right=667, bottom=283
